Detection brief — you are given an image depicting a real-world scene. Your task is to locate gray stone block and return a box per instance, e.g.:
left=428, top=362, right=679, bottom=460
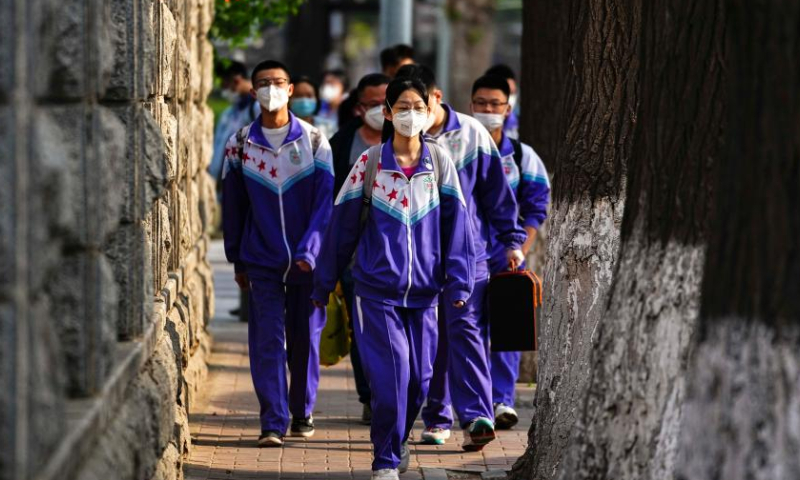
left=159, top=2, right=177, bottom=98
left=0, top=107, right=13, bottom=293
left=142, top=105, right=169, bottom=207
left=0, top=0, right=13, bottom=99
left=106, top=223, right=149, bottom=340
left=104, top=0, right=138, bottom=101
left=46, top=251, right=118, bottom=396
left=34, top=2, right=86, bottom=100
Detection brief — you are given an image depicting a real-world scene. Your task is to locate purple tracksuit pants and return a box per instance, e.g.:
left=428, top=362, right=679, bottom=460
left=247, top=276, right=326, bottom=433
left=422, top=261, right=493, bottom=430
left=490, top=351, right=521, bottom=406
left=353, top=295, right=438, bottom=471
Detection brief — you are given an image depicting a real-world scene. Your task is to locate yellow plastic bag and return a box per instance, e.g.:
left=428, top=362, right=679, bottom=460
left=319, top=282, right=351, bottom=367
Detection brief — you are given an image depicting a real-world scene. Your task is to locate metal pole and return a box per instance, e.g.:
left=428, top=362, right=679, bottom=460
left=379, top=0, right=413, bottom=49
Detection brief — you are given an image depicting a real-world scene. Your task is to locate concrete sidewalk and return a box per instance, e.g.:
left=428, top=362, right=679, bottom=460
left=185, top=241, right=534, bottom=480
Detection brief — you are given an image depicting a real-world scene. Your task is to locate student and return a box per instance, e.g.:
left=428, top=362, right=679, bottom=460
left=209, top=61, right=261, bottom=189
left=221, top=60, right=334, bottom=448
left=329, top=73, right=391, bottom=426
left=485, top=64, right=520, bottom=140
left=312, top=77, right=475, bottom=480
left=318, top=69, right=349, bottom=135
left=471, top=74, right=550, bottom=429
left=289, top=75, right=321, bottom=124
left=395, top=64, right=526, bottom=451
left=380, top=44, right=415, bottom=77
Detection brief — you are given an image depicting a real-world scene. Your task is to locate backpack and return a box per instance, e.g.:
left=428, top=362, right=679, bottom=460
left=359, top=141, right=447, bottom=231
left=509, top=137, right=523, bottom=172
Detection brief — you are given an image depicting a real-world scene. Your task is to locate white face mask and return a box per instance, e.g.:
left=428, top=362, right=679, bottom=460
left=508, top=93, right=518, bottom=109
left=256, top=86, right=289, bottom=112
left=391, top=109, right=428, bottom=138
left=320, top=84, right=341, bottom=103
left=363, top=105, right=385, bottom=131
left=473, top=112, right=505, bottom=131
left=221, top=89, right=239, bottom=103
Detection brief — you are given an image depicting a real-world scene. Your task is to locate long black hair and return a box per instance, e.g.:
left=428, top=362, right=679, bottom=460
left=290, top=75, right=322, bottom=115
left=381, top=77, right=429, bottom=143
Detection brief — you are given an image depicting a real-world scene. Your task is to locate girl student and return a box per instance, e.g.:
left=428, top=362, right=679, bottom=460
left=312, top=77, right=475, bottom=480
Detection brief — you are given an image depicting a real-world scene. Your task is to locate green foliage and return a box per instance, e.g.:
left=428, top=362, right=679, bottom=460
left=211, top=0, right=307, bottom=47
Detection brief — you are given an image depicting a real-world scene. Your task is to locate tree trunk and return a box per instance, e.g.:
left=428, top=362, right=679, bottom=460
left=445, top=0, right=495, bottom=112
left=509, top=2, right=640, bottom=479
left=556, top=1, right=724, bottom=478
left=519, top=0, right=572, bottom=168
left=677, top=1, right=800, bottom=478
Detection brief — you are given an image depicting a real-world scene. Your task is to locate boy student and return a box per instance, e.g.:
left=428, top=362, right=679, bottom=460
left=484, top=64, right=520, bottom=140
left=329, top=73, right=391, bottom=426
left=221, top=60, right=334, bottom=447
left=380, top=44, right=415, bottom=78
left=395, top=64, right=526, bottom=451
left=471, top=74, right=550, bottom=428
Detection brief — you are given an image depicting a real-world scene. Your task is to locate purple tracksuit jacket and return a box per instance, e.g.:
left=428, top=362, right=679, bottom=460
left=312, top=139, right=475, bottom=308
left=222, top=113, right=334, bottom=283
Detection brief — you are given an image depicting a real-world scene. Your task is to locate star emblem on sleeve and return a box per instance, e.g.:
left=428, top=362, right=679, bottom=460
left=258, top=161, right=266, bottom=172
left=387, top=189, right=398, bottom=201
left=269, top=166, right=278, bottom=178
left=401, top=196, right=409, bottom=208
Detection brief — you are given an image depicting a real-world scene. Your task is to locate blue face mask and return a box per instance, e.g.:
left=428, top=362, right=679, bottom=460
left=291, top=97, right=317, bottom=117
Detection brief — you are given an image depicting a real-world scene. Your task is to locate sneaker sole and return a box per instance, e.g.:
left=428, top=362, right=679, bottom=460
left=420, top=436, right=446, bottom=445
left=495, top=412, right=519, bottom=430
left=463, top=419, right=496, bottom=451
left=258, top=438, right=284, bottom=448
left=289, top=429, right=315, bottom=438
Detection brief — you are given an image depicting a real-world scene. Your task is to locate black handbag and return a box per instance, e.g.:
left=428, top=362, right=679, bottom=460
left=488, top=270, right=543, bottom=352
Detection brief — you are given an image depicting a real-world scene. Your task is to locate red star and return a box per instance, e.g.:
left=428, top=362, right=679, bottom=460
left=359, top=171, right=366, bottom=181
left=270, top=167, right=278, bottom=178
left=387, top=189, right=398, bottom=201
left=392, top=172, right=403, bottom=181
left=351, top=173, right=358, bottom=184
left=360, top=154, right=369, bottom=164
left=258, top=161, right=266, bottom=172
left=377, top=162, right=382, bottom=172
left=401, top=196, right=409, bottom=208
left=373, top=181, right=380, bottom=190
left=242, top=152, right=251, bottom=163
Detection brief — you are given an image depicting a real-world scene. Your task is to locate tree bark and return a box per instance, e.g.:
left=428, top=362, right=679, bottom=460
left=519, top=0, right=572, bottom=168
left=556, top=2, right=724, bottom=478
left=677, top=1, right=800, bottom=478
left=509, top=2, right=640, bottom=479
left=445, top=0, right=495, bottom=112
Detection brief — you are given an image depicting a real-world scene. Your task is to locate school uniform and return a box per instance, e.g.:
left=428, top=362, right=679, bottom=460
left=421, top=105, right=527, bottom=431
left=222, top=113, right=334, bottom=434
left=503, top=109, right=520, bottom=140
left=312, top=139, right=475, bottom=471
left=488, top=135, right=550, bottom=407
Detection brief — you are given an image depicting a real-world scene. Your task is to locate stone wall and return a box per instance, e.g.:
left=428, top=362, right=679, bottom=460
left=0, top=1, right=216, bottom=479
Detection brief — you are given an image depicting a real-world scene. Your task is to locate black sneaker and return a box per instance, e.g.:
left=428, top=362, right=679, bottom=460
left=361, top=403, right=372, bottom=425
left=258, top=430, right=284, bottom=448
left=290, top=416, right=315, bottom=438
left=398, top=441, right=410, bottom=473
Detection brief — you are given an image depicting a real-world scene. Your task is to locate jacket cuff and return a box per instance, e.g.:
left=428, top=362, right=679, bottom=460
left=446, top=285, right=471, bottom=305
left=234, top=262, right=247, bottom=274
left=295, top=252, right=316, bottom=270
left=523, top=217, right=542, bottom=230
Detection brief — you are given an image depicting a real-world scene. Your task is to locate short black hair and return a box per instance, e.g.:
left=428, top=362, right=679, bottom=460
left=291, top=75, right=321, bottom=115
left=356, top=73, right=391, bottom=99
left=322, top=69, right=350, bottom=91
left=380, top=44, right=415, bottom=70
left=251, top=60, right=291, bottom=84
left=217, top=60, right=248, bottom=81
left=395, top=64, right=437, bottom=91
left=471, top=75, right=510, bottom=100
left=485, top=64, right=516, bottom=81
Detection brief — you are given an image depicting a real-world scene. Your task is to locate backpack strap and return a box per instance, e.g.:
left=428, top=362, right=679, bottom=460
left=359, top=145, right=383, bottom=232
left=510, top=137, right=523, bottom=171
left=235, top=124, right=250, bottom=160
left=310, top=127, right=323, bottom=157
left=424, top=141, right=445, bottom=188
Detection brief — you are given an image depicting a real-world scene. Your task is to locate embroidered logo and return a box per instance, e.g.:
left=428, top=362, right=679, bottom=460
left=290, top=149, right=302, bottom=165
left=423, top=175, right=435, bottom=192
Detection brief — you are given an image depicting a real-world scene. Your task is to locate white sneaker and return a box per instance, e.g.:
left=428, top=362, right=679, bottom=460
left=494, top=403, right=519, bottom=430
left=462, top=417, right=496, bottom=452
left=372, top=468, right=400, bottom=480
left=420, top=427, right=451, bottom=445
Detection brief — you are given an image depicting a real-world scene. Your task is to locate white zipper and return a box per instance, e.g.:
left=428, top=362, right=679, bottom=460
left=403, top=179, right=414, bottom=307
left=277, top=184, right=292, bottom=283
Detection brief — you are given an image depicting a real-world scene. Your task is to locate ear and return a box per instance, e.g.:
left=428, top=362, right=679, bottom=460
left=434, top=89, right=443, bottom=103
left=383, top=106, right=392, bottom=121
left=503, top=103, right=511, bottom=119
left=287, top=83, right=294, bottom=98
left=250, top=87, right=258, bottom=100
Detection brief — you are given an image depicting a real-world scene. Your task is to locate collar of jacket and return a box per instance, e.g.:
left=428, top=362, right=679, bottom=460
left=246, top=112, right=305, bottom=151
left=380, top=137, right=434, bottom=178
left=498, top=132, right=514, bottom=157
left=440, top=103, right=462, bottom=134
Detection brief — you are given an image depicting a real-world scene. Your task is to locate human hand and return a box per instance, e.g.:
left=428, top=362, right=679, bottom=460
left=235, top=273, right=249, bottom=290
left=507, top=248, right=525, bottom=271
left=296, top=260, right=312, bottom=273
left=453, top=300, right=466, bottom=309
